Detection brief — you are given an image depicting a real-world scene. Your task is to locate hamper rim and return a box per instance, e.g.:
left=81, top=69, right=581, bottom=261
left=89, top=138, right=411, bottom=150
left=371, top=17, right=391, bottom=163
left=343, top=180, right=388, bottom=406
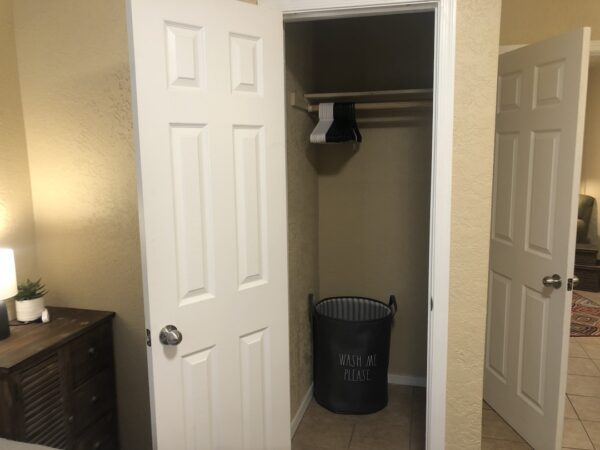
left=313, top=295, right=394, bottom=323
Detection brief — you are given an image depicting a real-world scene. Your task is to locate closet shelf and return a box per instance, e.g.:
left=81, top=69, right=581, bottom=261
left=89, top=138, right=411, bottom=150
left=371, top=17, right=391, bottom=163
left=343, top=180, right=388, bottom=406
left=304, top=88, right=432, bottom=102
left=291, top=89, right=433, bottom=114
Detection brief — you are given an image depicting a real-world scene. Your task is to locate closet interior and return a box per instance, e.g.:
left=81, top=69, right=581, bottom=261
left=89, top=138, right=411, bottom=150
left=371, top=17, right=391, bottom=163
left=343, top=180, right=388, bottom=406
left=285, top=11, right=435, bottom=449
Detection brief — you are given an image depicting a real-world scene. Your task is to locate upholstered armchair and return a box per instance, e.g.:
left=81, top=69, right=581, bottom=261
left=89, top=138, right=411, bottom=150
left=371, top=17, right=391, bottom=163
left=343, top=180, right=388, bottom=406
left=578, top=194, right=595, bottom=244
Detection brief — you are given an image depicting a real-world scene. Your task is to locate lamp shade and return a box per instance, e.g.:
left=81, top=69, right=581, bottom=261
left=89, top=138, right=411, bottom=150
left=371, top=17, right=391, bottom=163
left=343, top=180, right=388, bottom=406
left=0, top=248, right=17, bottom=301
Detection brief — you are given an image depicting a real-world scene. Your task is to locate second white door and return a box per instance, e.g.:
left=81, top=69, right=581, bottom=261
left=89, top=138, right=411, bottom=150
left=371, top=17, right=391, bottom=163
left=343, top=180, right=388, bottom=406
left=484, top=28, right=590, bottom=449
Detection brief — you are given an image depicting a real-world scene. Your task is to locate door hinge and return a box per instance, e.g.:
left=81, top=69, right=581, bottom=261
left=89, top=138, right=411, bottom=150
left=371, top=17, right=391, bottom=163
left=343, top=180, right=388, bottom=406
left=567, top=276, right=580, bottom=292
left=146, top=328, right=152, bottom=347
left=430, top=297, right=433, bottom=311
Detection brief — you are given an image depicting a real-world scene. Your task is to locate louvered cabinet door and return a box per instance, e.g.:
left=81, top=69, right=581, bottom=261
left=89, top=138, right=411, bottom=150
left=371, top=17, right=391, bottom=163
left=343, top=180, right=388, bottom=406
left=20, top=354, right=68, bottom=448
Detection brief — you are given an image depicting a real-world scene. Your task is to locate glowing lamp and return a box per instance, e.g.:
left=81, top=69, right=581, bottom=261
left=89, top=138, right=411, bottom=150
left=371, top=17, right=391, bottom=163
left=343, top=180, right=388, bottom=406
left=0, top=248, right=17, bottom=340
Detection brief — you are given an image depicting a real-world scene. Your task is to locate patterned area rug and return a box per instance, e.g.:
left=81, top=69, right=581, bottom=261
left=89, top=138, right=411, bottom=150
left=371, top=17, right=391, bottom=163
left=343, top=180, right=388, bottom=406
left=572, top=292, right=600, bottom=337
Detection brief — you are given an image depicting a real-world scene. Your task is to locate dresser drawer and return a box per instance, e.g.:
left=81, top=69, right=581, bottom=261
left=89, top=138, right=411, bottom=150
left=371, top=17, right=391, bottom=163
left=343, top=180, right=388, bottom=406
left=74, top=413, right=117, bottom=450
left=70, top=324, right=113, bottom=386
left=72, top=369, right=115, bottom=433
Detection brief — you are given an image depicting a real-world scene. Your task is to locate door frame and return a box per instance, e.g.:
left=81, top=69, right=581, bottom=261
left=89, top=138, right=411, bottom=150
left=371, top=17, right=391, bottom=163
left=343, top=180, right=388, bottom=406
left=259, top=1, right=456, bottom=448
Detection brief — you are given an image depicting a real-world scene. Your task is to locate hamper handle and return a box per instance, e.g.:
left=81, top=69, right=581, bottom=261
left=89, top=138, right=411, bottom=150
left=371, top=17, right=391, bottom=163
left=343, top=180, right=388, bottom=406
left=388, top=295, right=397, bottom=315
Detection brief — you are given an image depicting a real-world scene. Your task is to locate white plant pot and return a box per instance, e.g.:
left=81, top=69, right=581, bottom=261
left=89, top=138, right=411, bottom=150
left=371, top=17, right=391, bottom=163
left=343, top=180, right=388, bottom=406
left=15, top=297, right=45, bottom=322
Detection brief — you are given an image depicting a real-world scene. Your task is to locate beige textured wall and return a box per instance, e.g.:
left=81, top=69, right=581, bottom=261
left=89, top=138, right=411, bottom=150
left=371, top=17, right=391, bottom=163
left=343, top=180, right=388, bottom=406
left=318, top=124, right=432, bottom=378
left=313, top=14, right=434, bottom=379
left=11, top=1, right=151, bottom=449
left=581, top=66, right=600, bottom=237
left=500, top=0, right=600, bottom=44
left=285, top=22, right=320, bottom=416
left=0, top=0, right=37, bottom=283
left=445, top=0, right=501, bottom=448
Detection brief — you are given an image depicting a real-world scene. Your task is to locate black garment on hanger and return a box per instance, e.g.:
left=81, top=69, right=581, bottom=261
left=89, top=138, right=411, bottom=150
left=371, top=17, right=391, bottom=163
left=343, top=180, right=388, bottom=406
left=325, top=103, right=362, bottom=143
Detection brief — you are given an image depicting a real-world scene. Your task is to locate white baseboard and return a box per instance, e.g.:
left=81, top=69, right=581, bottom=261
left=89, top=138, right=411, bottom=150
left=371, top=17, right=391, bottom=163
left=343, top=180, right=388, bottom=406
left=388, top=373, right=426, bottom=387
left=291, top=383, right=313, bottom=437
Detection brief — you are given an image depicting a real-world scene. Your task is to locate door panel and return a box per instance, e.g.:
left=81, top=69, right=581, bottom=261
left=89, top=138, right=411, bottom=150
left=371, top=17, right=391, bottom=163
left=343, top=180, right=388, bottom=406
left=525, top=130, right=559, bottom=257
left=230, top=33, right=263, bottom=94
left=486, top=271, right=510, bottom=382
left=533, top=59, right=565, bottom=108
left=239, top=328, right=271, bottom=449
left=492, top=133, right=518, bottom=244
left=484, top=28, right=590, bottom=449
left=170, top=124, right=214, bottom=304
left=165, top=22, right=207, bottom=89
left=518, top=286, right=548, bottom=410
left=127, top=0, right=290, bottom=448
left=182, top=347, right=217, bottom=449
left=233, top=125, right=268, bottom=289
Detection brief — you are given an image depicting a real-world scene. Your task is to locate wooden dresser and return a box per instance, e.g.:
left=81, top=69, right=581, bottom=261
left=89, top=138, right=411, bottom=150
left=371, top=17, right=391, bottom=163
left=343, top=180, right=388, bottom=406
left=0, top=307, right=118, bottom=449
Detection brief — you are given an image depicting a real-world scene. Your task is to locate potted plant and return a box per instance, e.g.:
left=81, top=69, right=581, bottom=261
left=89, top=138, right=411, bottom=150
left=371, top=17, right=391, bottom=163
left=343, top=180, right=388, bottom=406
left=15, top=279, right=48, bottom=322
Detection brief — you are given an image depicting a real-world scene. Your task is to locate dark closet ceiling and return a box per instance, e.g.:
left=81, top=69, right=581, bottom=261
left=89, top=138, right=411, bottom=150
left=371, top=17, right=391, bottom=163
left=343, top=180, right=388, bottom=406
left=286, top=12, right=435, bottom=92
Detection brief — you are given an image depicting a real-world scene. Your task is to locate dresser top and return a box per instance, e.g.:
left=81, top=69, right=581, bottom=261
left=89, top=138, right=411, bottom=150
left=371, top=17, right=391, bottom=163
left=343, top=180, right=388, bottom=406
left=0, top=307, right=114, bottom=371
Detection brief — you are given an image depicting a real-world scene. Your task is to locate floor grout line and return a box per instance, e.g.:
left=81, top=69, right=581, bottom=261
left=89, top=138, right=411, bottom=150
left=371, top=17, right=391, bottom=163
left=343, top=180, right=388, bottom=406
left=347, top=423, right=356, bottom=450
left=480, top=436, right=533, bottom=449
left=580, top=420, right=597, bottom=450
left=569, top=393, right=600, bottom=399
left=566, top=393, right=595, bottom=449
left=568, top=395, right=582, bottom=421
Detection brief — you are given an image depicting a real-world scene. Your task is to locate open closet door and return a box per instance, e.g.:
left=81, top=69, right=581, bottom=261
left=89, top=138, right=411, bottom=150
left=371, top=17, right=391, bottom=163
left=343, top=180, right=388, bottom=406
left=484, top=28, right=590, bottom=449
left=127, top=0, right=290, bottom=448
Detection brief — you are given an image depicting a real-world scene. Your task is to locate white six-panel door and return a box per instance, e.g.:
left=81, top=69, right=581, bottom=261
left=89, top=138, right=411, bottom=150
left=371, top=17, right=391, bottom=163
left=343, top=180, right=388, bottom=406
left=484, top=29, right=590, bottom=449
left=127, top=0, right=290, bottom=448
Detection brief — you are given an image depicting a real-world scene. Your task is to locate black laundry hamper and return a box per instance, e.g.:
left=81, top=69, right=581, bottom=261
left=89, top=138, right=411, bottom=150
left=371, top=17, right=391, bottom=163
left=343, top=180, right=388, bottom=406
left=311, top=295, right=397, bottom=414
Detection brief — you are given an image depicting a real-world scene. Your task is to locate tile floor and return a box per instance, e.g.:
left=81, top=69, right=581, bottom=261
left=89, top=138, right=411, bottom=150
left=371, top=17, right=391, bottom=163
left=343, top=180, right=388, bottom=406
left=292, top=384, right=425, bottom=450
left=481, top=290, right=600, bottom=449
left=561, top=332, right=600, bottom=450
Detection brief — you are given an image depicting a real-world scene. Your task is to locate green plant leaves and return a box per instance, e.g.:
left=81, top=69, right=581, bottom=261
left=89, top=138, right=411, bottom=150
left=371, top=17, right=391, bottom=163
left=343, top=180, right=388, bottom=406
left=15, top=278, right=48, bottom=301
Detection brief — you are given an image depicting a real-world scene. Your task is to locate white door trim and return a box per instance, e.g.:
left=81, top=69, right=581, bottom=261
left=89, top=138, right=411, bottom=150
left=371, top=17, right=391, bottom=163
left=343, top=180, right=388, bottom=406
left=259, top=1, right=456, bottom=449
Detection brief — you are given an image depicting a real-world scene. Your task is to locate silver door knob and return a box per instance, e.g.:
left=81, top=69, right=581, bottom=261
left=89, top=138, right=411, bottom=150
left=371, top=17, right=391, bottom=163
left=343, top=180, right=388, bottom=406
left=542, top=274, right=562, bottom=289
left=159, top=325, right=183, bottom=346
left=573, top=275, right=580, bottom=287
